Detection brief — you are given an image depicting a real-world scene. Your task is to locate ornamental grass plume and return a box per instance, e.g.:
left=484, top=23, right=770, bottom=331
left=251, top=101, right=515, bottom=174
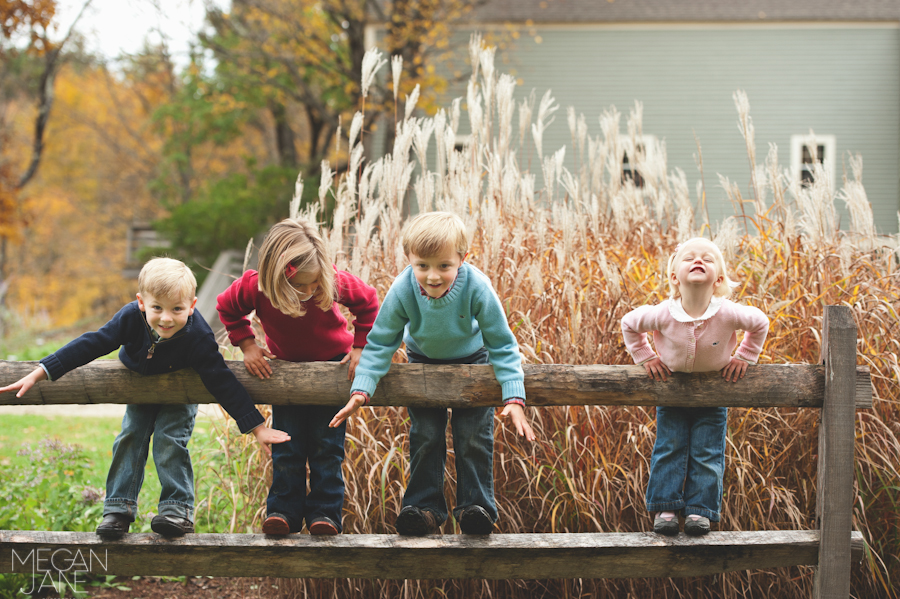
left=213, top=36, right=900, bottom=599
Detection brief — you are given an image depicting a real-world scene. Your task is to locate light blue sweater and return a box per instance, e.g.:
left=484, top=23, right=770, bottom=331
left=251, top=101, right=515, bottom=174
left=351, top=263, right=526, bottom=403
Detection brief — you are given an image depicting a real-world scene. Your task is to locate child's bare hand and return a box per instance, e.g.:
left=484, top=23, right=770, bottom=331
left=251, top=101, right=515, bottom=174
left=240, top=340, right=275, bottom=379
left=330, top=393, right=366, bottom=428
left=500, top=403, right=536, bottom=441
left=340, top=347, right=363, bottom=380
left=251, top=426, right=291, bottom=457
left=643, top=357, right=671, bottom=382
left=0, top=367, right=47, bottom=399
left=722, top=357, right=749, bottom=383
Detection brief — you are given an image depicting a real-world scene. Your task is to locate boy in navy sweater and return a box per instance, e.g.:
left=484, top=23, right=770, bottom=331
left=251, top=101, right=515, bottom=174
left=330, top=212, right=535, bottom=536
left=1, top=258, right=289, bottom=537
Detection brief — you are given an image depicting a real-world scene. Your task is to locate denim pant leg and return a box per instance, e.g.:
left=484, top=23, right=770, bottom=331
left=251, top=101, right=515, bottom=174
left=267, top=404, right=309, bottom=532
left=104, top=404, right=159, bottom=520
left=683, top=407, right=728, bottom=522
left=645, top=406, right=692, bottom=514
left=450, top=406, right=497, bottom=522
left=404, top=407, right=450, bottom=523
left=304, top=405, right=347, bottom=531
left=152, top=403, right=198, bottom=520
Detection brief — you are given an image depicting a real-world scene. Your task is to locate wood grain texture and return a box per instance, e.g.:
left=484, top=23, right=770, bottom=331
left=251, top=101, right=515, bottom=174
left=0, top=360, right=873, bottom=409
left=814, top=307, right=858, bottom=599
left=0, top=530, right=865, bottom=580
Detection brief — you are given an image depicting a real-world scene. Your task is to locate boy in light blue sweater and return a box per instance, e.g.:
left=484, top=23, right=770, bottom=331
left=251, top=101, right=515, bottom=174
left=330, top=212, right=535, bottom=535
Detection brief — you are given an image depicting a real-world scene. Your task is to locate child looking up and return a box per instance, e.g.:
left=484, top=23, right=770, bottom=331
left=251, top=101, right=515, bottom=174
left=217, top=218, right=379, bottom=536
left=0, top=258, right=289, bottom=538
left=621, top=238, right=769, bottom=536
left=331, top=211, right=535, bottom=536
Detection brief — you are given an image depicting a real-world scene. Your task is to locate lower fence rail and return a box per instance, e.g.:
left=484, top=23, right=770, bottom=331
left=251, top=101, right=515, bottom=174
left=1, top=530, right=865, bottom=580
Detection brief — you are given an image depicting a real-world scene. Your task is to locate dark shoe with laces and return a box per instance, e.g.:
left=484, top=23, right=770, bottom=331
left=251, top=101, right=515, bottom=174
left=684, top=515, right=711, bottom=536
left=653, top=513, right=679, bottom=536
left=150, top=514, right=194, bottom=537
left=395, top=506, right=440, bottom=536
left=457, top=505, right=494, bottom=535
left=308, top=517, right=340, bottom=535
left=262, top=513, right=292, bottom=535
left=96, top=513, right=131, bottom=538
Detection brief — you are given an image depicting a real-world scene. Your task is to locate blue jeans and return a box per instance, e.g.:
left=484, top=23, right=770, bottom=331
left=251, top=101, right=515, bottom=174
left=267, top=355, right=347, bottom=532
left=404, top=348, right=497, bottom=525
left=104, top=403, right=198, bottom=521
left=645, top=406, right=728, bottom=521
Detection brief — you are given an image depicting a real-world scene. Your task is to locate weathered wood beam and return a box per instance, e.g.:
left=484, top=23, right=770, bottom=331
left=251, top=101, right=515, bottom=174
left=1, top=360, right=875, bottom=409
left=0, top=360, right=872, bottom=409
left=814, top=306, right=858, bottom=599
left=0, top=530, right=866, bottom=580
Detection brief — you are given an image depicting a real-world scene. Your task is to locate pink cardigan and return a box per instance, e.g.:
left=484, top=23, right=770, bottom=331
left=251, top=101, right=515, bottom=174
left=621, top=298, right=769, bottom=373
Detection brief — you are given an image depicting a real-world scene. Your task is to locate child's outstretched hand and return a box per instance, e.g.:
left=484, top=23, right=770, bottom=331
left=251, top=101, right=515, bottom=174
left=722, top=357, right=749, bottom=383
left=0, top=367, right=47, bottom=398
left=500, top=403, right=536, bottom=441
left=240, top=339, right=276, bottom=379
left=329, top=393, right=367, bottom=428
left=251, top=426, right=291, bottom=457
left=643, top=357, right=671, bottom=382
left=340, top=347, right=363, bottom=380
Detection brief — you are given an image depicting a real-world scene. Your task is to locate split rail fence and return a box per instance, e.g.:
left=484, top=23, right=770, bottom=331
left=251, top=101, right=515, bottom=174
left=0, top=305, right=871, bottom=598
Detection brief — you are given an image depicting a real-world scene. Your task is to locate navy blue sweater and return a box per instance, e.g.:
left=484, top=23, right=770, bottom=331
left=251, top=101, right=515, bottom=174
left=40, top=301, right=264, bottom=434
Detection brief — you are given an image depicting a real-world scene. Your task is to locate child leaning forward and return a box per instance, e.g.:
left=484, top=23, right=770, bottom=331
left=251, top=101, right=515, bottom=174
left=331, top=211, right=535, bottom=536
left=0, top=258, right=289, bottom=538
left=621, top=238, right=769, bottom=536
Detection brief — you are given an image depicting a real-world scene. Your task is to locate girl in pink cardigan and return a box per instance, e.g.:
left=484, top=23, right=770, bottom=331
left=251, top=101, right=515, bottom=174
left=621, top=238, right=769, bottom=536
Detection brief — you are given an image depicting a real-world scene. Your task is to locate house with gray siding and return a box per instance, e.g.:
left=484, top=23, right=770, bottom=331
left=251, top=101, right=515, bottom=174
left=388, top=0, right=900, bottom=233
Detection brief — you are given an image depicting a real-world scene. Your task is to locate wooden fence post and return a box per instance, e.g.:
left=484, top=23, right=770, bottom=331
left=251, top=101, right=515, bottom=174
left=813, top=306, right=857, bottom=598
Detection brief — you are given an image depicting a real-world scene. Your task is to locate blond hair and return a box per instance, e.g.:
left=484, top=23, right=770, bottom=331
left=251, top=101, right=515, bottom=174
left=257, top=218, right=336, bottom=318
left=138, top=258, right=197, bottom=302
left=666, top=237, right=738, bottom=299
left=401, top=211, right=469, bottom=258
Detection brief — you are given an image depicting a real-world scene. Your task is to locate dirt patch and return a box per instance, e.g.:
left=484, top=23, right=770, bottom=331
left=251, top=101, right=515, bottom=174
left=89, top=576, right=282, bottom=599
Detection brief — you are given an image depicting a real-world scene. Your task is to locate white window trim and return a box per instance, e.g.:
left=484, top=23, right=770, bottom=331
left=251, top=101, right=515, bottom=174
left=790, top=134, right=836, bottom=187
left=622, top=134, right=657, bottom=187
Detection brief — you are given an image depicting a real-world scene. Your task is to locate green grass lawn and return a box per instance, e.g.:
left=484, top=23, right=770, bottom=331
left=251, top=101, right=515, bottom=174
left=0, top=414, right=221, bottom=534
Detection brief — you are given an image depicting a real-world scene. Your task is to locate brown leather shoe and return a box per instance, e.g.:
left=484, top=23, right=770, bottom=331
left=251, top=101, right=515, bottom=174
left=308, top=517, right=340, bottom=535
left=395, top=506, right=440, bottom=536
left=457, top=505, right=493, bottom=535
left=262, top=513, right=292, bottom=535
left=96, top=513, right=131, bottom=538
left=150, top=514, right=194, bottom=537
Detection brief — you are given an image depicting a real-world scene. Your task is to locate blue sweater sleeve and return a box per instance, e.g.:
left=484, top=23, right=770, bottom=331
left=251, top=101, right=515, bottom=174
left=472, top=285, right=526, bottom=403
left=188, top=312, right=264, bottom=434
left=40, top=304, right=138, bottom=381
left=350, top=281, right=409, bottom=397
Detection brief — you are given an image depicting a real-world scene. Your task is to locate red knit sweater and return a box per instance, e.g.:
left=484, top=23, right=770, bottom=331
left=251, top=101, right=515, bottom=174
left=216, top=268, right=379, bottom=362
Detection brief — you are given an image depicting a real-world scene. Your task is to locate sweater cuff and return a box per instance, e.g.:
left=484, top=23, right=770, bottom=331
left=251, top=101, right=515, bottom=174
left=629, top=347, right=657, bottom=365
left=501, top=380, right=526, bottom=404
left=351, top=374, right=378, bottom=398
left=229, top=327, right=256, bottom=348
left=40, top=355, right=66, bottom=381
left=734, top=349, right=759, bottom=364
left=353, top=328, right=371, bottom=348
left=234, top=409, right=266, bottom=434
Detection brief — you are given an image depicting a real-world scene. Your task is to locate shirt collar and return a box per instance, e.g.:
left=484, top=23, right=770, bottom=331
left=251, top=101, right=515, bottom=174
left=668, top=295, right=724, bottom=323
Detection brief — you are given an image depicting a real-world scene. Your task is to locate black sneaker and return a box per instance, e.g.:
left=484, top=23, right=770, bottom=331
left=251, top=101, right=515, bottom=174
left=151, top=514, right=194, bottom=537
left=457, top=505, right=493, bottom=535
left=96, top=513, right=131, bottom=538
left=395, top=506, right=440, bottom=536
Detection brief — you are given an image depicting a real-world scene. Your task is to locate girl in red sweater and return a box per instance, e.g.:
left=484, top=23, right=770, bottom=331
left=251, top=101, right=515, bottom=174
left=217, top=218, right=379, bottom=535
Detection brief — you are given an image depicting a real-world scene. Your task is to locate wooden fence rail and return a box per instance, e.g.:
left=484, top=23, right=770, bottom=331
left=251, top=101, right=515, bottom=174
left=0, top=306, right=872, bottom=599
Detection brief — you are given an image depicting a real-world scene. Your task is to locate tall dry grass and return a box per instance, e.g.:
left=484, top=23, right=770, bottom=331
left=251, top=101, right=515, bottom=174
left=207, top=37, right=900, bottom=598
